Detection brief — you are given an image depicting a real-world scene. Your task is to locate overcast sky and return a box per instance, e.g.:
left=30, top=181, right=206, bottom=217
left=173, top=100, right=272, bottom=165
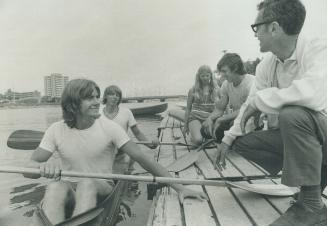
left=0, top=0, right=326, bottom=96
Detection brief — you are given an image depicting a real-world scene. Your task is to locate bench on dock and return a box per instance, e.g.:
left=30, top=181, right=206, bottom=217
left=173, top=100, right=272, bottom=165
left=146, top=116, right=327, bottom=226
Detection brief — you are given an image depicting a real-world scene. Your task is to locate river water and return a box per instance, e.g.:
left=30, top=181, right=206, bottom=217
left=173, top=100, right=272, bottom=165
left=0, top=103, right=179, bottom=225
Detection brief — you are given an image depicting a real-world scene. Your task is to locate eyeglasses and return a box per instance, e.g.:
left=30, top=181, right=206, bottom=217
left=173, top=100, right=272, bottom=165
left=251, top=19, right=276, bottom=33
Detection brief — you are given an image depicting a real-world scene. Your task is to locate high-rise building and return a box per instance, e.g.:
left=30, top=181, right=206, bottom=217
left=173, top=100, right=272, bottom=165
left=44, top=73, right=69, bottom=98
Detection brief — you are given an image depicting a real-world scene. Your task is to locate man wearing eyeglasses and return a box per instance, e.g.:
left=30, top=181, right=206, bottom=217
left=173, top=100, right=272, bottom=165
left=215, top=0, right=327, bottom=225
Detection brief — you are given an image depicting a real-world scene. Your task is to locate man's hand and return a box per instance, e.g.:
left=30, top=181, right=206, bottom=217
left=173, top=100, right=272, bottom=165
left=202, top=118, right=214, bottom=137
left=177, top=187, right=208, bottom=203
left=215, top=142, right=231, bottom=170
left=148, top=138, right=160, bottom=149
left=240, top=105, right=260, bottom=134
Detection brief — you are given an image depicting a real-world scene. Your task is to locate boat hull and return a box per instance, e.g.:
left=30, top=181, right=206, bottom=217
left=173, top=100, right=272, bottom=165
left=33, top=180, right=126, bottom=226
left=123, top=102, right=168, bottom=116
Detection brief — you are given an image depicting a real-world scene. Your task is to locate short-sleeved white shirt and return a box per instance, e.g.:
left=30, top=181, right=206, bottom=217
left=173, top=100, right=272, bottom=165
left=111, top=106, right=137, bottom=132
left=221, top=74, right=254, bottom=112
left=39, top=119, right=130, bottom=174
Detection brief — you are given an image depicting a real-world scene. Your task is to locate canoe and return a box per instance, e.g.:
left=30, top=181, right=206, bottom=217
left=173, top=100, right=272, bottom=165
left=122, top=102, right=168, bottom=116
left=32, top=180, right=127, bottom=226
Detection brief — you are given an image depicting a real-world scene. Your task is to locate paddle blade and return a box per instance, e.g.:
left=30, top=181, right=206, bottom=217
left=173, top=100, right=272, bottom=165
left=228, top=182, right=299, bottom=197
left=7, top=130, right=44, bottom=150
left=167, top=151, right=201, bottom=172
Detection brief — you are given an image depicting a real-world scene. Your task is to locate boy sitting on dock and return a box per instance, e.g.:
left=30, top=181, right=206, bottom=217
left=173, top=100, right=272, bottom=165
left=201, top=53, right=254, bottom=143
left=24, top=79, right=206, bottom=225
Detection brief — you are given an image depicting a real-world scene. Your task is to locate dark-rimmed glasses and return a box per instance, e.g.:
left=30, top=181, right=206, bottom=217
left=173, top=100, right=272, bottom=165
left=251, top=19, right=276, bottom=33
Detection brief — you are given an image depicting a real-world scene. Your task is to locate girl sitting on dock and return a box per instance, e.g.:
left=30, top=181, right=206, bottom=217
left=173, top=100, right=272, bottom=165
left=171, top=65, right=220, bottom=146
left=102, top=85, right=159, bottom=173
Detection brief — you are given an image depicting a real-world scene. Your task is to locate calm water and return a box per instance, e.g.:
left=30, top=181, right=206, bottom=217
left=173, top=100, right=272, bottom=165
left=0, top=104, right=176, bottom=226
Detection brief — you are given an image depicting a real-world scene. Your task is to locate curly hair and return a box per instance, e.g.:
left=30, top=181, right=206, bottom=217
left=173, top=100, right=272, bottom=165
left=61, top=79, right=100, bottom=128
left=102, top=85, right=122, bottom=105
left=257, top=0, right=306, bottom=35
left=217, top=53, right=247, bottom=75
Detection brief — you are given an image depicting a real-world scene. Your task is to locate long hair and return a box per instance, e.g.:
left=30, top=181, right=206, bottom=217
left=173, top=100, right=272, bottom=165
left=61, top=79, right=100, bottom=128
left=102, top=85, right=122, bottom=105
left=193, top=65, right=214, bottom=100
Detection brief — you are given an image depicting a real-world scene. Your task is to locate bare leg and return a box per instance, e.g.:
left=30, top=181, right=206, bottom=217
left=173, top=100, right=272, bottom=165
left=41, top=181, right=75, bottom=224
left=188, top=120, right=203, bottom=145
left=73, top=179, right=114, bottom=216
left=168, top=109, right=185, bottom=122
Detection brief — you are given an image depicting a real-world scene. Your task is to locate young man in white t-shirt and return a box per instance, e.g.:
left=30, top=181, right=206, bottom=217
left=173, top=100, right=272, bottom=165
left=101, top=85, right=159, bottom=173
left=24, top=79, right=206, bottom=224
left=202, top=53, right=254, bottom=143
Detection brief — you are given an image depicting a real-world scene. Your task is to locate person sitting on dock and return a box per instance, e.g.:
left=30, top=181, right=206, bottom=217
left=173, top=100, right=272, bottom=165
left=102, top=85, right=159, bottom=173
left=176, top=65, right=220, bottom=146
left=215, top=0, right=327, bottom=225
left=24, top=79, right=207, bottom=225
left=201, top=53, right=254, bottom=143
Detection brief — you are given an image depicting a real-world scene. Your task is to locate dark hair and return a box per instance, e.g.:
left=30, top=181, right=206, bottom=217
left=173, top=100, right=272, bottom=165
left=217, top=53, right=247, bottom=75
left=61, top=79, right=100, bottom=128
left=257, top=0, right=306, bottom=35
left=102, top=85, right=122, bottom=105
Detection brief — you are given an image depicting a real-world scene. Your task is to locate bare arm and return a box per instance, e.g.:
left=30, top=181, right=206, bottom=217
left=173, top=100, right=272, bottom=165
left=120, top=141, right=188, bottom=192
left=24, top=147, right=53, bottom=178
left=208, top=94, right=229, bottom=122
left=216, top=109, right=239, bottom=123
left=130, top=125, right=158, bottom=149
left=184, top=89, right=194, bottom=133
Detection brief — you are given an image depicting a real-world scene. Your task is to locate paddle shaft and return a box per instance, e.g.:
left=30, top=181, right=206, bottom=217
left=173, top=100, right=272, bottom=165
left=136, top=141, right=193, bottom=147
left=0, top=166, right=229, bottom=187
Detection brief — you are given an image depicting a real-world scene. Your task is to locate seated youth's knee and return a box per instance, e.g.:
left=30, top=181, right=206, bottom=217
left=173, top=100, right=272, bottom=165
left=43, top=181, right=72, bottom=205
left=191, top=136, right=203, bottom=145
left=75, top=179, right=97, bottom=196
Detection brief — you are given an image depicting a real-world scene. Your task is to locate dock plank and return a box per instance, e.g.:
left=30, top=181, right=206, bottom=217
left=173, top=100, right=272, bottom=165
left=206, top=186, right=253, bottom=226
left=179, top=167, right=216, bottom=226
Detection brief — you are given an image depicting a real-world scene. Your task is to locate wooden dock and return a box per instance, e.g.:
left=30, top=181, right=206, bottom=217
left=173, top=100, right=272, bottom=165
left=146, top=116, right=327, bottom=226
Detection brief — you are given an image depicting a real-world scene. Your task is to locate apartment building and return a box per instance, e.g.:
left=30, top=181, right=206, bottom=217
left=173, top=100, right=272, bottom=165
left=44, top=73, right=69, bottom=98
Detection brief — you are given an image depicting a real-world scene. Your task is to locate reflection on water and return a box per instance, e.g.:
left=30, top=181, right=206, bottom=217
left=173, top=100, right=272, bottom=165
left=0, top=105, right=165, bottom=225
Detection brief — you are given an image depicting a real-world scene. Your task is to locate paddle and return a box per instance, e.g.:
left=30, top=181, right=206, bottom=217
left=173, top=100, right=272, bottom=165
left=7, top=130, right=43, bottom=150
left=131, top=139, right=216, bottom=175
left=136, top=141, right=195, bottom=147
left=7, top=130, right=197, bottom=150
left=165, top=139, right=216, bottom=172
left=0, top=166, right=298, bottom=196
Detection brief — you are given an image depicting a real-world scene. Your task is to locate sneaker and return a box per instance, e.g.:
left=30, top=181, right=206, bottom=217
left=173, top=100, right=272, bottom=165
left=270, top=202, right=327, bottom=226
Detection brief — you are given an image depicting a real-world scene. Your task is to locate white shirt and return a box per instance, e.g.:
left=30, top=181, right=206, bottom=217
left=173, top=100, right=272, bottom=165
left=222, top=35, right=327, bottom=145
left=39, top=119, right=130, bottom=174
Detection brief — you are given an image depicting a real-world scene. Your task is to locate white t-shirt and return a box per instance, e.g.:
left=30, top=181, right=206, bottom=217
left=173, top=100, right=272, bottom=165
left=111, top=106, right=137, bottom=132
left=220, top=74, right=254, bottom=112
left=101, top=106, right=138, bottom=166
left=39, top=119, right=130, bottom=174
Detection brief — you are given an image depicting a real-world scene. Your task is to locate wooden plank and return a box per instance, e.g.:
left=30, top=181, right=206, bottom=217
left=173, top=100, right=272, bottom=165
left=150, top=188, right=183, bottom=226
left=230, top=182, right=281, bottom=225
left=187, top=148, right=253, bottom=226
left=205, top=148, right=283, bottom=225
left=206, top=186, right=252, bottom=226
left=195, top=151, right=220, bottom=179
left=148, top=119, right=183, bottom=226
left=178, top=167, right=216, bottom=226
left=227, top=151, right=265, bottom=176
